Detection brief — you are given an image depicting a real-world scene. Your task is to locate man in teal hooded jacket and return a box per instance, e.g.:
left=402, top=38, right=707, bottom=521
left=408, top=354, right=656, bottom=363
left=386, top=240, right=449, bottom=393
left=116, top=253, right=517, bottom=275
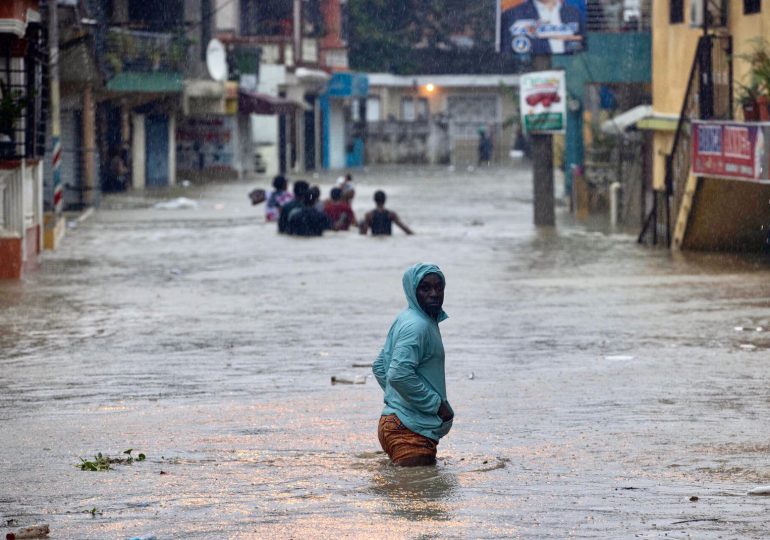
left=373, top=263, right=454, bottom=466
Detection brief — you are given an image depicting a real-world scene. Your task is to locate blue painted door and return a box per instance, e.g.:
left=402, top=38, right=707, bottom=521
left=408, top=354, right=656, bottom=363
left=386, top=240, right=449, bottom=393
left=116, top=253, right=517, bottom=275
left=146, top=115, right=169, bottom=187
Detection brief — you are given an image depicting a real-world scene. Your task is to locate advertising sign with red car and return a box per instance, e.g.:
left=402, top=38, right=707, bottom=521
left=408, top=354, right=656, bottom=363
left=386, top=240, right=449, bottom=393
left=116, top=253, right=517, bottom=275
left=691, top=120, right=770, bottom=182
left=519, top=70, right=566, bottom=134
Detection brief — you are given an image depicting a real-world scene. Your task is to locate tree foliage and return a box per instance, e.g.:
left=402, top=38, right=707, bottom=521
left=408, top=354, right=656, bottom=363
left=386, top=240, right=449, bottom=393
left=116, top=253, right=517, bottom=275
left=348, top=0, right=520, bottom=74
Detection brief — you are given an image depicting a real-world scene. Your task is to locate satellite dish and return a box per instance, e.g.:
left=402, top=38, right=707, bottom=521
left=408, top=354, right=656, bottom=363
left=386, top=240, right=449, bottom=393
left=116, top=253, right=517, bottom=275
left=206, top=39, right=228, bottom=82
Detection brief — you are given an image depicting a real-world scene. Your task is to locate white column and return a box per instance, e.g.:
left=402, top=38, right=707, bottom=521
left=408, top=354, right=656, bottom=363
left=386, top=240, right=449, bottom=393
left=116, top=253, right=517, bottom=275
left=131, top=113, right=146, bottom=189
left=168, top=113, right=177, bottom=186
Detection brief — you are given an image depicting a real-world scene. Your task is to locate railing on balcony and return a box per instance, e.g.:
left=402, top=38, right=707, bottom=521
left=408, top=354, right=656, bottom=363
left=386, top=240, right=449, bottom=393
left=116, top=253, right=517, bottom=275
left=103, top=28, right=188, bottom=77
left=586, top=0, right=652, bottom=32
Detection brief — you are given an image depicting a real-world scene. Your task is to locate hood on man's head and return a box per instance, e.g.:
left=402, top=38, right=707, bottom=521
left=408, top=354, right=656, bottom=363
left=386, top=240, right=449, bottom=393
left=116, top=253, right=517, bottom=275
left=402, top=263, right=447, bottom=321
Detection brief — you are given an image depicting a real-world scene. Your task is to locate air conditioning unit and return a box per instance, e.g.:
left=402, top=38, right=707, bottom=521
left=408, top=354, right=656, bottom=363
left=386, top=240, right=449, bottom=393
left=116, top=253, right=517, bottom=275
left=690, top=0, right=704, bottom=27
left=690, top=0, right=727, bottom=28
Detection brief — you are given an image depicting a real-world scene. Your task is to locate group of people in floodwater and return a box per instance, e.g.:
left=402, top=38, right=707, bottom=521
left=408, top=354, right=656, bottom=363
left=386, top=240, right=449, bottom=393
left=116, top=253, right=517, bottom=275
left=255, top=173, right=414, bottom=237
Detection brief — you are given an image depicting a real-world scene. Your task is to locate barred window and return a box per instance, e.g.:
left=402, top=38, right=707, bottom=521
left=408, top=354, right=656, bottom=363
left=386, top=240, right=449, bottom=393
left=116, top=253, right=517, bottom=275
left=744, top=0, right=761, bottom=14
left=670, top=0, right=684, bottom=23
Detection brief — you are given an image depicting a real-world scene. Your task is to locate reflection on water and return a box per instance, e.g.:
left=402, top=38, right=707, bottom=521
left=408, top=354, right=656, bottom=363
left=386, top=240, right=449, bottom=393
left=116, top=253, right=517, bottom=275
left=369, top=462, right=458, bottom=522
left=2, top=165, right=770, bottom=538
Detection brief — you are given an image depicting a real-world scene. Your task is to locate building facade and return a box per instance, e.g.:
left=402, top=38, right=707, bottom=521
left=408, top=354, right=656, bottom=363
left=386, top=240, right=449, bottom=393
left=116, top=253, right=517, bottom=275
left=365, top=74, right=520, bottom=166
left=0, top=0, right=47, bottom=279
left=643, top=0, right=770, bottom=250
left=214, top=0, right=353, bottom=177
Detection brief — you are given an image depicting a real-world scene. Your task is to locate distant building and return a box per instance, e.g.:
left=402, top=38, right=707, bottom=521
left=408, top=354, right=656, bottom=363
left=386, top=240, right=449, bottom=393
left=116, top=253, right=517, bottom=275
left=214, top=0, right=355, bottom=176
left=365, top=73, right=520, bottom=165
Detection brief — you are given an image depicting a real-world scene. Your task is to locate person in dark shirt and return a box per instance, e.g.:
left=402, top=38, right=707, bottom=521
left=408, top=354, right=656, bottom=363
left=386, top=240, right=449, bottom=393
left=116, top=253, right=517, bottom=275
left=278, top=180, right=309, bottom=234
left=323, top=187, right=357, bottom=231
left=359, top=190, right=413, bottom=236
left=287, top=187, right=331, bottom=236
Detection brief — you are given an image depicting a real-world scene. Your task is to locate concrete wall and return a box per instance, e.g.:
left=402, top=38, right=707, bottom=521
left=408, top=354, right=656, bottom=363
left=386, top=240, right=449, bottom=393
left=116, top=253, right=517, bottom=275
left=683, top=178, right=770, bottom=251
left=366, top=121, right=434, bottom=165
left=214, top=0, right=237, bottom=33
left=366, top=83, right=517, bottom=164
left=0, top=162, right=42, bottom=279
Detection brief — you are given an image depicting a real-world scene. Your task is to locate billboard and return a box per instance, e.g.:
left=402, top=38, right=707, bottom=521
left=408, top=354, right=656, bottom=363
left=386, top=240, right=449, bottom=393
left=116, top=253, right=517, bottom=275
left=497, top=0, right=586, bottom=55
left=519, top=70, right=566, bottom=134
left=691, top=121, right=770, bottom=182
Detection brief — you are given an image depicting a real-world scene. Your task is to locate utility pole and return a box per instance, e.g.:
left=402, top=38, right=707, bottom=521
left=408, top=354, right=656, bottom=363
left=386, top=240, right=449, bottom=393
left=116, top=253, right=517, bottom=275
left=293, top=0, right=302, bottom=64
left=531, top=55, right=555, bottom=226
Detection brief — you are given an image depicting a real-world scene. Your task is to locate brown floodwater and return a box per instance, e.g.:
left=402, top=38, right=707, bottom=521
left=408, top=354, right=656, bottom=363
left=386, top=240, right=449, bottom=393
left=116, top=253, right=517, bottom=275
left=1, top=164, right=769, bottom=539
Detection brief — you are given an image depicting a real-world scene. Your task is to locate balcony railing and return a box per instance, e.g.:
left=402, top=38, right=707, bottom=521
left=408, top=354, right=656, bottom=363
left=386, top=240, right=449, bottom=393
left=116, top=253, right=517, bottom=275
left=586, top=0, right=652, bottom=32
left=103, top=28, right=189, bottom=77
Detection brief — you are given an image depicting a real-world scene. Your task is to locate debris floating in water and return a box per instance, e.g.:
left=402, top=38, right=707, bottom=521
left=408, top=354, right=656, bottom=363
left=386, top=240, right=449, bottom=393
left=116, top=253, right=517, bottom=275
left=748, top=485, right=770, bottom=496
left=468, top=372, right=475, bottom=380
left=331, top=376, right=366, bottom=385
left=5, top=523, right=50, bottom=540
left=351, top=363, right=372, bottom=368
left=153, top=197, right=198, bottom=210
left=739, top=344, right=757, bottom=351
left=604, top=355, right=635, bottom=361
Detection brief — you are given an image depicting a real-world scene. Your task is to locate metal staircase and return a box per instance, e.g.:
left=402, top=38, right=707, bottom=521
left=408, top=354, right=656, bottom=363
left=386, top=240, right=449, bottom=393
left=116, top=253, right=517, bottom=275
left=638, top=34, right=732, bottom=247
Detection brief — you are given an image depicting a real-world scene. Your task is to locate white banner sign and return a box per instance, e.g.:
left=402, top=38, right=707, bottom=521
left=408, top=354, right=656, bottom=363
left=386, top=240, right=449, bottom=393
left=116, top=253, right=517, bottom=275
left=519, top=70, right=566, bottom=134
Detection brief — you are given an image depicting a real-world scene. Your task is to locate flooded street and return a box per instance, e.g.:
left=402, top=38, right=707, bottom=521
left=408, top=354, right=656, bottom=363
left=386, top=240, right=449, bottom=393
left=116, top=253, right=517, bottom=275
left=2, top=164, right=770, bottom=539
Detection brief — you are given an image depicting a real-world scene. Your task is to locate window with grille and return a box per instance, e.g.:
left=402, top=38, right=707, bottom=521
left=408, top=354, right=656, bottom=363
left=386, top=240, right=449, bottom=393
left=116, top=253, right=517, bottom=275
left=744, top=0, right=761, bottom=14
left=0, top=25, right=47, bottom=161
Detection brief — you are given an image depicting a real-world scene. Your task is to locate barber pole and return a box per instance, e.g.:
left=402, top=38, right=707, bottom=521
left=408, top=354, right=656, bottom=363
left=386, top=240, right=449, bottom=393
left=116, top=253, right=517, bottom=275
left=51, top=135, right=62, bottom=210
left=49, top=0, right=61, bottom=214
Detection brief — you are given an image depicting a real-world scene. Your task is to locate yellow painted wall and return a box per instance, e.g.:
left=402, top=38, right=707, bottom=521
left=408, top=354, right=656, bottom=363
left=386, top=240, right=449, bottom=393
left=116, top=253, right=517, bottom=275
left=650, top=1, right=700, bottom=190
left=651, top=131, right=673, bottom=190
left=729, top=9, right=770, bottom=109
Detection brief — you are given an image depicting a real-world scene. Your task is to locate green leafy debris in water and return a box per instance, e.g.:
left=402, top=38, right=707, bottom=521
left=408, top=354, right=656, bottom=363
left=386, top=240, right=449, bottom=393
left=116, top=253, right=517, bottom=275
left=77, top=449, right=147, bottom=471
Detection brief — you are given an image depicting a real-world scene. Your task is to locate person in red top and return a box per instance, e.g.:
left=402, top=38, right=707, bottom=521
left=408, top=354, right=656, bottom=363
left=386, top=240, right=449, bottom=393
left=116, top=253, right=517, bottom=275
left=323, top=187, right=357, bottom=231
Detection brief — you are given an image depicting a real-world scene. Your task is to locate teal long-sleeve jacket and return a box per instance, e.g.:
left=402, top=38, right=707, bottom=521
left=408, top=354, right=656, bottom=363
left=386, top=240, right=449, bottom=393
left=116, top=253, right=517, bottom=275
left=372, top=263, right=454, bottom=441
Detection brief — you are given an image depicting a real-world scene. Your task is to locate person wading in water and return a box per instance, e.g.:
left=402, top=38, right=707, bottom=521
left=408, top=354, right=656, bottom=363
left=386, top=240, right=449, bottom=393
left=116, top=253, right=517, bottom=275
left=359, top=190, right=413, bottom=236
left=373, top=263, right=454, bottom=466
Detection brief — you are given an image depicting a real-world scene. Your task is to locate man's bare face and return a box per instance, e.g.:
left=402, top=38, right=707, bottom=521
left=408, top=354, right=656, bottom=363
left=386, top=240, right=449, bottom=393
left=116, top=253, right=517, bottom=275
left=416, top=273, right=445, bottom=318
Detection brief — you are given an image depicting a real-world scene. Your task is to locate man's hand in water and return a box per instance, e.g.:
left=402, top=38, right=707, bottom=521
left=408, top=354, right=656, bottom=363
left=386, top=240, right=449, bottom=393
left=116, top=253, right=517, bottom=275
left=437, top=401, right=453, bottom=422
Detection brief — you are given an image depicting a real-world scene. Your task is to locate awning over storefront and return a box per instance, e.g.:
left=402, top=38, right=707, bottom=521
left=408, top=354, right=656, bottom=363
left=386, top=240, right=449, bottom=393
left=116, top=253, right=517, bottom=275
left=601, top=105, right=652, bottom=134
left=600, top=105, right=680, bottom=134
left=106, top=72, right=184, bottom=93
left=238, top=91, right=305, bottom=115
left=635, top=113, right=680, bottom=132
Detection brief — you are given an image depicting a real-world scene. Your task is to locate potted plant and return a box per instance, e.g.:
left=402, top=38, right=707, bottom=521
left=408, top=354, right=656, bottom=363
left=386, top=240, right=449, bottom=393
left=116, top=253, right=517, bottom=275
left=0, top=80, right=27, bottom=158
left=738, top=38, right=770, bottom=121
left=737, top=81, right=761, bottom=121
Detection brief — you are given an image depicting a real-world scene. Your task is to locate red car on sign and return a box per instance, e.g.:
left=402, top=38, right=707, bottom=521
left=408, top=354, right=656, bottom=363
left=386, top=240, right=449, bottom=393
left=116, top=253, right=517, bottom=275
left=526, top=91, right=561, bottom=108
